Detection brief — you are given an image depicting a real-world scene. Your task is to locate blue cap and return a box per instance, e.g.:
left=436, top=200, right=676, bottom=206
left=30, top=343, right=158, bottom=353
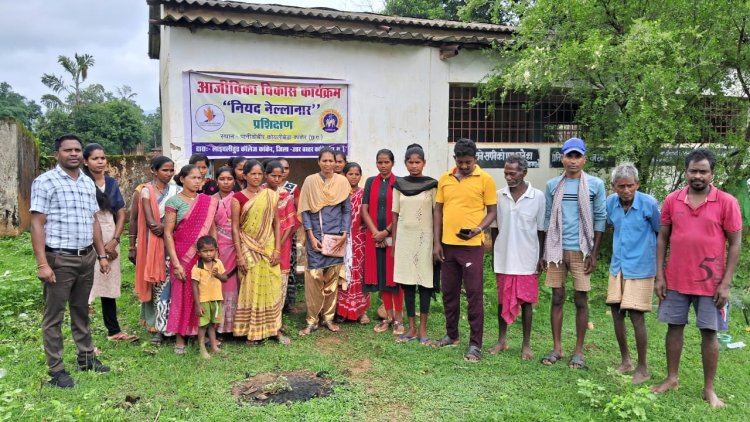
left=561, top=138, right=586, bottom=155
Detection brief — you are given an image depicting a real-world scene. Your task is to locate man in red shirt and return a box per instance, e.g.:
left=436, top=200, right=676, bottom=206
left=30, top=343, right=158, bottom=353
left=651, top=149, right=742, bottom=408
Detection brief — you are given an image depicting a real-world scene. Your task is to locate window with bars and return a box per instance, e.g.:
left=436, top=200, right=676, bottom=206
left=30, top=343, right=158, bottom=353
left=701, top=97, right=747, bottom=143
left=448, top=85, right=580, bottom=143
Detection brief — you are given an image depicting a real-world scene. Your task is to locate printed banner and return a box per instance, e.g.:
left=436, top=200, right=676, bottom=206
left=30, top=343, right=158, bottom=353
left=476, top=148, right=540, bottom=169
left=186, top=72, right=349, bottom=158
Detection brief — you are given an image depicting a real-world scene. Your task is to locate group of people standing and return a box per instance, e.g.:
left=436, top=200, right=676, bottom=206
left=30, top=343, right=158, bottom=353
left=31, top=134, right=740, bottom=408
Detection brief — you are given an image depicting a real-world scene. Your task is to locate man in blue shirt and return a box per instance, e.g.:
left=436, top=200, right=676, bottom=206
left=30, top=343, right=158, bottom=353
left=606, top=164, right=660, bottom=384
left=542, top=138, right=606, bottom=369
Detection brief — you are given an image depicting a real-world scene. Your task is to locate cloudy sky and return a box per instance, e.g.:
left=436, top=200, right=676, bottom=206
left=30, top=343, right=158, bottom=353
left=0, top=0, right=385, bottom=112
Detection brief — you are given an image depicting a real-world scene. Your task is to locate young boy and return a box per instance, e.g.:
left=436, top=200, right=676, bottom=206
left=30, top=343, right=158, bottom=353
left=192, top=236, right=228, bottom=359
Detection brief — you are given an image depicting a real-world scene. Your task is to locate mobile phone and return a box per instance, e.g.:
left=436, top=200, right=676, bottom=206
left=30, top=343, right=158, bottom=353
left=458, top=228, right=472, bottom=235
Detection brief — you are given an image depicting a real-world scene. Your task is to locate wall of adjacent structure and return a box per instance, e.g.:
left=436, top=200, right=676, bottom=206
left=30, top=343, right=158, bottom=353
left=0, top=118, right=39, bottom=236
left=159, top=27, right=565, bottom=187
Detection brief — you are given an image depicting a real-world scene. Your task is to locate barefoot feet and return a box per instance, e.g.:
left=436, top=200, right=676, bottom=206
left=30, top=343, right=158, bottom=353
left=616, top=359, right=634, bottom=374
left=631, top=366, right=650, bottom=385
left=488, top=339, right=508, bottom=355
left=521, top=344, right=533, bottom=361
left=703, top=389, right=725, bottom=409
left=651, top=378, right=679, bottom=394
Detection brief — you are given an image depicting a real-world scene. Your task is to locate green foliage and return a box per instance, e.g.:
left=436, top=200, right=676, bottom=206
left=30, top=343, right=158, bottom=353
left=382, top=0, right=518, bottom=24
left=577, top=378, right=606, bottom=408
left=40, top=53, right=95, bottom=111
left=479, top=0, right=750, bottom=193
left=0, top=83, right=42, bottom=129
left=577, top=378, right=658, bottom=421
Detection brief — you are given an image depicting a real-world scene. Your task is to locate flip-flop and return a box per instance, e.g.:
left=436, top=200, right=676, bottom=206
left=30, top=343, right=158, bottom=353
left=246, top=339, right=266, bottom=347
left=174, top=346, right=186, bottom=355
left=419, top=337, right=432, bottom=346
left=392, top=321, right=405, bottom=335
left=396, top=334, right=417, bottom=343
left=320, top=321, right=340, bottom=332
left=569, top=354, right=586, bottom=369
left=107, top=332, right=139, bottom=343
left=432, top=335, right=459, bottom=348
left=541, top=350, right=562, bottom=366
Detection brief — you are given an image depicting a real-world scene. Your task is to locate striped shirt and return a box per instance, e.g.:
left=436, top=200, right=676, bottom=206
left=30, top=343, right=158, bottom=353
left=30, top=166, right=99, bottom=249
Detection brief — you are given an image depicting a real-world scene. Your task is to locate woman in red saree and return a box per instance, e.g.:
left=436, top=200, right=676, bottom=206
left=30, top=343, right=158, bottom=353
left=336, top=162, right=371, bottom=323
left=213, top=167, right=239, bottom=333
left=164, top=165, right=218, bottom=354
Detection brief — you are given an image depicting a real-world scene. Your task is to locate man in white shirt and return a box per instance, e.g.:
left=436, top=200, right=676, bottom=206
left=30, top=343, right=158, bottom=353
left=489, top=154, right=546, bottom=360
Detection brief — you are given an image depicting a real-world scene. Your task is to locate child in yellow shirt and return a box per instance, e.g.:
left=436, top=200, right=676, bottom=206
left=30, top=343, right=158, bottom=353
left=192, top=236, right=228, bottom=359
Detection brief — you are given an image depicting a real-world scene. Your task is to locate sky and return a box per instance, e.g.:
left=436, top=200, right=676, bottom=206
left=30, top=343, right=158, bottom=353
left=0, top=0, right=385, bottom=113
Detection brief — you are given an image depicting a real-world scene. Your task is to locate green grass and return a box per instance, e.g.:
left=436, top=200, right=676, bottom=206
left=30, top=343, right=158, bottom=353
left=1, top=233, right=749, bottom=421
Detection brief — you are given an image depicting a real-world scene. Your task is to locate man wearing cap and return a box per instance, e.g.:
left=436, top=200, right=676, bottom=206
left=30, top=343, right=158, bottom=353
left=541, top=138, right=606, bottom=369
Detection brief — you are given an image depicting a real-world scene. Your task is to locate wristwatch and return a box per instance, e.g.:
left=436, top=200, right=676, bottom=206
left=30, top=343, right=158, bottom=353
left=97, top=255, right=109, bottom=260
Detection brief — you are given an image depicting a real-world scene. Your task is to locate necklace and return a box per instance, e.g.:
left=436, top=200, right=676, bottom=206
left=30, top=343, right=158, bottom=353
left=152, top=181, right=166, bottom=196
left=180, top=191, right=197, bottom=200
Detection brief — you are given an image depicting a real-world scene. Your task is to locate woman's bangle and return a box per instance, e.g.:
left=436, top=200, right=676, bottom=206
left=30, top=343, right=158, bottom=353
left=385, top=228, right=391, bottom=234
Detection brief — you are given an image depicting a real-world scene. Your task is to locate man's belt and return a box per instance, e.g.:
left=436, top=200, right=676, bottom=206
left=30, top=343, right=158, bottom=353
left=45, top=245, right=94, bottom=256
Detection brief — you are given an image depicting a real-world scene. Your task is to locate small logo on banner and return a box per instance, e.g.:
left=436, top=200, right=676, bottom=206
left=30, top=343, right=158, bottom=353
left=195, top=104, right=225, bottom=132
left=320, top=109, right=342, bottom=133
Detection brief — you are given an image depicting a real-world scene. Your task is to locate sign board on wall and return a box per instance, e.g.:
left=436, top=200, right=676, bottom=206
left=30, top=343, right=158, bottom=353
left=185, top=72, right=349, bottom=157
left=476, top=148, right=540, bottom=168
left=550, top=148, right=615, bottom=168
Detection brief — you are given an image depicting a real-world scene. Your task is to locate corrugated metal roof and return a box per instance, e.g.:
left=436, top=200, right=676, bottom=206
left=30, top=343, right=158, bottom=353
left=148, top=0, right=514, bottom=58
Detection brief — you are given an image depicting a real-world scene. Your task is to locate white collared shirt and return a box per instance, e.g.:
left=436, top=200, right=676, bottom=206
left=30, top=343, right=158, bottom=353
left=493, top=182, right=546, bottom=275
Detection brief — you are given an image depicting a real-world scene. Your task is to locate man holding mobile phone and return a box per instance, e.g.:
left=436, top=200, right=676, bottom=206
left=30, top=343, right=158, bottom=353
left=432, top=138, right=497, bottom=362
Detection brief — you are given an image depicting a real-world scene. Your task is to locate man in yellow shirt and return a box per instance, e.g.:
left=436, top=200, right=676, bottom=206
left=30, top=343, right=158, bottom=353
left=433, top=138, right=497, bottom=362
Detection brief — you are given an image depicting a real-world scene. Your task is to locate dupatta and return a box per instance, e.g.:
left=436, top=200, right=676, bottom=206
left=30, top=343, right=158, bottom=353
left=276, top=190, right=298, bottom=271
left=134, top=184, right=166, bottom=302
left=214, top=192, right=237, bottom=274
left=364, top=174, right=396, bottom=287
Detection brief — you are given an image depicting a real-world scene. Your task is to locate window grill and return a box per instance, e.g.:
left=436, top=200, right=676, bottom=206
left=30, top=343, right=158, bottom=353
left=448, top=85, right=580, bottom=143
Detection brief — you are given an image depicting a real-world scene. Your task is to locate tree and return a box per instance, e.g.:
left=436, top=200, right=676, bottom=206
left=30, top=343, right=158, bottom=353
left=0, top=82, right=42, bottom=129
left=477, top=0, right=750, bottom=194
left=381, top=0, right=519, bottom=24
left=40, top=53, right=95, bottom=110
left=144, top=107, right=162, bottom=151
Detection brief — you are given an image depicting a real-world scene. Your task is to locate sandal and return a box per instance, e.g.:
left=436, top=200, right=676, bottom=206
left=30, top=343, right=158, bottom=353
left=174, top=345, right=186, bottom=355
left=396, top=334, right=417, bottom=343
left=464, top=345, right=482, bottom=362
left=419, top=337, right=432, bottom=346
left=246, top=340, right=265, bottom=347
left=358, top=314, right=371, bottom=325
left=432, top=335, right=459, bottom=348
left=150, top=332, right=164, bottom=347
left=569, top=354, right=586, bottom=369
left=541, top=350, right=562, bottom=366
left=298, top=324, right=318, bottom=337
left=392, top=321, right=405, bottom=336
left=272, top=335, right=291, bottom=345
left=320, top=321, right=340, bottom=332
left=107, top=332, right=139, bottom=343
left=373, top=320, right=392, bottom=333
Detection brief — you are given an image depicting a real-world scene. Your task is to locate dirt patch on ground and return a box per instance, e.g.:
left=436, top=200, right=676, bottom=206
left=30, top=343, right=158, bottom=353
left=348, top=358, right=372, bottom=377
left=232, top=370, right=334, bottom=405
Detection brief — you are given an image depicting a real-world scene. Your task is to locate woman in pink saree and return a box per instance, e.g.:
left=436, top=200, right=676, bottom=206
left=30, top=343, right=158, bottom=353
left=164, top=164, right=218, bottom=354
left=213, top=167, right=239, bottom=333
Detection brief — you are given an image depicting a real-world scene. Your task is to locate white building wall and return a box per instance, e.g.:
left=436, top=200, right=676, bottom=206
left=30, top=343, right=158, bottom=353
left=160, top=27, right=565, bottom=187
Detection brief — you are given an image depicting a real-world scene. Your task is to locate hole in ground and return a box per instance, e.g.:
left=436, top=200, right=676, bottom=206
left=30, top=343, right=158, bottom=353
left=232, top=370, right=334, bottom=405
